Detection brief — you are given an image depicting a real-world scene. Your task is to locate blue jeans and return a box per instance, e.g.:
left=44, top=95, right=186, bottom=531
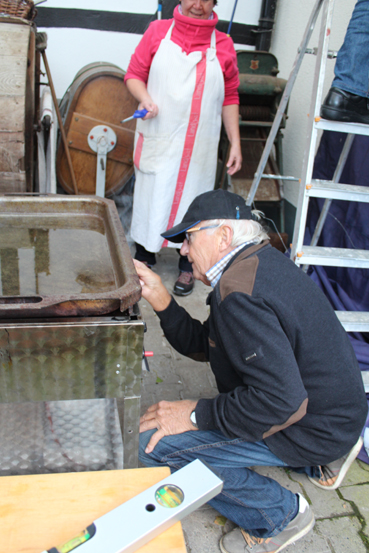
left=139, top=429, right=299, bottom=538
left=333, top=0, right=369, bottom=97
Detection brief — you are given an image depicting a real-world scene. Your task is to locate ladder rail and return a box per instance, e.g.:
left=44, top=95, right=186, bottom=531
left=290, top=0, right=336, bottom=261
left=246, top=0, right=326, bottom=207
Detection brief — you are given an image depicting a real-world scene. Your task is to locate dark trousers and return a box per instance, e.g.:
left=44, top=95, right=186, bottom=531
left=135, top=243, right=193, bottom=272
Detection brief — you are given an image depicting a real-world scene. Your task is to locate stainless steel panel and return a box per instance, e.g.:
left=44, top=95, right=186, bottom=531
left=0, top=311, right=145, bottom=469
left=0, top=318, right=144, bottom=403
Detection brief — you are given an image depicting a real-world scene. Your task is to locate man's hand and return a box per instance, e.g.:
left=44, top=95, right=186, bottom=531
left=133, top=259, right=171, bottom=311
left=140, top=399, right=198, bottom=454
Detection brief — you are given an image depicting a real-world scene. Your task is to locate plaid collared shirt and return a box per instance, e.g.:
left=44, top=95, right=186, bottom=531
left=206, top=241, right=257, bottom=288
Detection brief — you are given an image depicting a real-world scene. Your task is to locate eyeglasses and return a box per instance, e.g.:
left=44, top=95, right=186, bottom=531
left=185, top=224, right=220, bottom=244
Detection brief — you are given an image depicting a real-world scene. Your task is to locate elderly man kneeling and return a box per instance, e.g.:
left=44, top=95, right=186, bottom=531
left=134, top=189, right=367, bottom=553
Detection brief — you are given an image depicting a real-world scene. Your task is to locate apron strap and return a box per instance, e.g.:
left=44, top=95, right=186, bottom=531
left=207, top=29, right=217, bottom=60
left=210, top=29, right=216, bottom=50
left=165, top=21, right=175, bottom=40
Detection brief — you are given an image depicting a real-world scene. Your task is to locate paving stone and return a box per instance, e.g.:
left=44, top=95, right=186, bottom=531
left=340, top=483, right=369, bottom=541
left=340, top=459, right=369, bottom=487
left=282, top=529, right=331, bottom=553
left=179, top=385, right=218, bottom=401
left=315, top=516, right=367, bottom=553
left=141, top=355, right=176, bottom=382
left=177, top=364, right=218, bottom=398
left=206, top=370, right=218, bottom=389
left=181, top=505, right=236, bottom=553
left=140, top=310, right=171, bottom=357
left=287, top=470, right=353, bottom=519
left=150, top=383, right=185, bottom=402
left=253, top=466, right=302, bottom=495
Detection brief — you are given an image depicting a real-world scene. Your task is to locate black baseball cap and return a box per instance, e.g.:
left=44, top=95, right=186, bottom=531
left=161, top=190, right=256, bottom=243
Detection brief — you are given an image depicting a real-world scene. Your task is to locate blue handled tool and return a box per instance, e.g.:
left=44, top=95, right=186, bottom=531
left=120, top=109, right=148, bottom=123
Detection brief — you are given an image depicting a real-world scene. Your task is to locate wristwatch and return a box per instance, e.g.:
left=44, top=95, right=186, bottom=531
left=190, top=410, right=198, bottom=429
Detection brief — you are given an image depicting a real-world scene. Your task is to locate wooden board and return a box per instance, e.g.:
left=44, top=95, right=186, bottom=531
left=1, top=467, right=188, bottom=553
left=67, top=112, right=134, bottom=164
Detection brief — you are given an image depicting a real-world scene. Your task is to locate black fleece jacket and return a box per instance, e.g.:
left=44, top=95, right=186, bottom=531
left=156, top=241, right=368, bottom=467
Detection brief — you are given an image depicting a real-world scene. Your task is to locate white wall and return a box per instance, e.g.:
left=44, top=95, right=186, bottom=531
left=42, top=0, right=159, bottom=13
left=38, top=0, right=262, bottom=99
left=271, top=0, right=356, bottom=207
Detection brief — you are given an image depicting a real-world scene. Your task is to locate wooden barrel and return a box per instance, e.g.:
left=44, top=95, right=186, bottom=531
left=0, top=17, right=36, bottom=193
left=56, top=62, right=138, bottom=196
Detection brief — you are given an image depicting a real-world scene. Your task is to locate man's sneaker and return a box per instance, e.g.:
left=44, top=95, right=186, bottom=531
left=173, top=271, right=194, bottom=296
left=220, top=494, right=314, bottom=553
left=308, top=436, right=363, bottom=490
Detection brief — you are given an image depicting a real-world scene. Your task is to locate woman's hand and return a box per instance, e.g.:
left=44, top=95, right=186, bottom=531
left=222, top=104, right=242, bottom=175
left=126, top=78, right=159, bottom=120
left=138, top=100, right=159, bottom=120
left=227, top=142, right=243, bottom=175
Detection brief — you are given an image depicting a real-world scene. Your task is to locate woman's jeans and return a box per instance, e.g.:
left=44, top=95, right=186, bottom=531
left=333, top=0, right=369, bottom=97
left=139, top=429, right=304, bottom=538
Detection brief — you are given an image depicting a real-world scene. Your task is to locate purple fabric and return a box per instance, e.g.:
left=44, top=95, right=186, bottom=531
left=307, top=131, right=369, bottom=372
left=307, top=131, right=369, bottom=463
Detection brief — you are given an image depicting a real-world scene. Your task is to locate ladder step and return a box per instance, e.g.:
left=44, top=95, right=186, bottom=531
left=295, top=246, right=369, bottom=268
left=315, top=118, right=369, bottom=136
left=362, top=371, right=369, bottom=394
left=336, top=311, right=369, bottom=332
left=335, top=312, right=369, bottom=393
left=307, top=180, right=369, bottom=202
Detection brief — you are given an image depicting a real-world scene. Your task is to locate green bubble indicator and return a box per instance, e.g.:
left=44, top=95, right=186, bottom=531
left=155, top=485, right=184, bottom=508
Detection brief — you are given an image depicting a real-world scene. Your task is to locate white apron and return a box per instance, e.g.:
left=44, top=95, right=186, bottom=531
left=131, top=22, right=224, bottom=252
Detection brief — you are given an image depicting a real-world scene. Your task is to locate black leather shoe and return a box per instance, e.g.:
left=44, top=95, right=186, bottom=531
left=321, top=87, right=369, bottom=124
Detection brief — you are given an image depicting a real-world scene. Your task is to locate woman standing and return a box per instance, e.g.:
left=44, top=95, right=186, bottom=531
left=125, top=0, right=242, bottom=296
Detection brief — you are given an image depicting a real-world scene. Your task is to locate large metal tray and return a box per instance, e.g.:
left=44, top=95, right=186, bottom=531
left=0, top=194, right=141, bottom=317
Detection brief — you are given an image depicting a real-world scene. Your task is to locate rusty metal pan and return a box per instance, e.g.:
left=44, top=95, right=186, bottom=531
left=0, top=194, right=141, bottom=318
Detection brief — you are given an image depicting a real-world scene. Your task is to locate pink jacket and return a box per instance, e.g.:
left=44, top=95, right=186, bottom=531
left=125, top=7, right=239, bottom=106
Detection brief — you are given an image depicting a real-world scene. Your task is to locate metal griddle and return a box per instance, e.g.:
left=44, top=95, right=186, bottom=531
left=0, top=194, right=141, bottom=318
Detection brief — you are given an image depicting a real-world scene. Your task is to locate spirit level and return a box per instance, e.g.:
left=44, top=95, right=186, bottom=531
left=41, top=459, right=223, bottom=553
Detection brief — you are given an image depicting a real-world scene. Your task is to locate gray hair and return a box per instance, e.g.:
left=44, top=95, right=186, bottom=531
left=204, top=211, right=269, bottom=247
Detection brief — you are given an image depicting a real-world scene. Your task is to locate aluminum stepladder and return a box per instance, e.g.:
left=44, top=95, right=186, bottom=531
left=248, top=0, right=369, bottom=348
left=290, top=0, right=369, bottom=341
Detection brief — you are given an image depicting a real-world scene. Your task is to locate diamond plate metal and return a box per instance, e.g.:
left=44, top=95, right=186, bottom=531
left=0, top=399, right=123, bottom=476
left=0, top=311, right=145, bottom=469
